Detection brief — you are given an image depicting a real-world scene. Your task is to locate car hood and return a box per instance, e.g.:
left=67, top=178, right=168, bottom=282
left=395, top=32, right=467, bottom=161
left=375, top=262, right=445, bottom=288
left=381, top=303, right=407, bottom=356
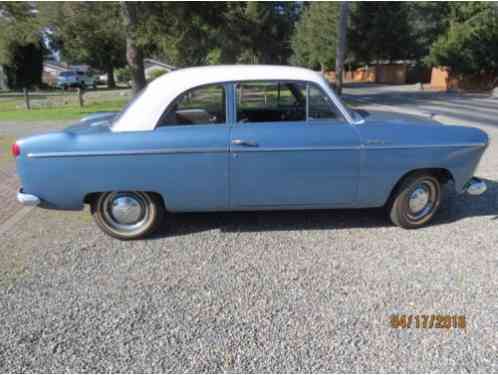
left=356, top=110, right=488, bottom=147
left=359, top=110, right=442, bottom=126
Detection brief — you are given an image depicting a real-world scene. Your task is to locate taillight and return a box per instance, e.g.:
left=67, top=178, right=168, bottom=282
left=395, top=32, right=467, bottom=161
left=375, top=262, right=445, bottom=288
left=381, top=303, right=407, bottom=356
left=11, top=143, right=20, bottom=157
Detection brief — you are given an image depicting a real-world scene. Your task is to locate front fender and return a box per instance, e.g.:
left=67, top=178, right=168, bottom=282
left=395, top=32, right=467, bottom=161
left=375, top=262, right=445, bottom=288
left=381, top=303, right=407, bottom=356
left=357, top=144, right=487, bottom=207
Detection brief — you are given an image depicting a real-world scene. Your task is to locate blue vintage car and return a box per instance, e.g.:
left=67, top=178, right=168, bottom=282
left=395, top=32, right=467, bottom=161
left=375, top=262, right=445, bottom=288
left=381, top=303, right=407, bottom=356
left=14, top=65, right=488, bottom=239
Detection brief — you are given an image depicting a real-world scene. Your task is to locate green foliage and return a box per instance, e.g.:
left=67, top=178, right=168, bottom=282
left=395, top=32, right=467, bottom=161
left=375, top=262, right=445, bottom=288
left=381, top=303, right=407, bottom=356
left=243, top=2, right=301, bottom=64
left=0, top=2, right=44, bottom=89
left=39, top=2, right=126, bottom=84
left=349, top=2, right=414, bottom=63
left=406, top=2, right=451, bottom=61
left=3, top=42, right=44, bottom=89
left=291, top=2, right=339, bottom=70
left=115, top=66, right=131, bottom=84
left=426, top=3, right=498, bottom=76
left=135, top=3, right=227, bottom=67
left=137, top=2, right=300, bottom=67
left=147, top=68, right=168, bottom=82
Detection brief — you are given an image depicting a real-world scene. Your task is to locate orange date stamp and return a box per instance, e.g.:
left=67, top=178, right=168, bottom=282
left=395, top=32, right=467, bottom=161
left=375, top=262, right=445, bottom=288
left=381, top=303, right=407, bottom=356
left=390, top=314, right=466, bottom=329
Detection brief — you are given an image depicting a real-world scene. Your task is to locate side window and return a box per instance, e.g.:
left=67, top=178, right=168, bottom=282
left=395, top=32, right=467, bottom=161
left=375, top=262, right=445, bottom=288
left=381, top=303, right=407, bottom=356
left=308, top=85, right=345, bottom=121
left=237, top=81, right=306, bottom=123
left=158, top=84, right=226, bottom=126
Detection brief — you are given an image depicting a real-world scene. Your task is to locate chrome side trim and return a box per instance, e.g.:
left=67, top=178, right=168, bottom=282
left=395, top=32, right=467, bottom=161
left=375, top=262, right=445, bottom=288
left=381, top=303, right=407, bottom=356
left=363, top=142, right=486, bottom=150
left=17, top=190, right=40, bottom=206
left=465, top=177, right=487, bottom=195
left=233, top=143, right=486, bottom=152
left=233, top=146, right=361, bottom=152
left=27, top=142, right=486, bottom=158
left=27, top=147, right=228, bottom=158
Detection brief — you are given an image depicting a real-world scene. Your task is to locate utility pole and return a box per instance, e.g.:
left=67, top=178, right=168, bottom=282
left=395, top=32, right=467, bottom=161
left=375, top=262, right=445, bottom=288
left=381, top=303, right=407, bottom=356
left=335, top=2, right=350, bottom=96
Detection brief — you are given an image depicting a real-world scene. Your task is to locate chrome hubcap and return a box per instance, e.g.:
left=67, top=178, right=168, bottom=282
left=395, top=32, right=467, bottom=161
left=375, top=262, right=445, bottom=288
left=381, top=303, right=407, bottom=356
left=409, top=187, right=430, bottom=214
left=111, top=196, right=143, bottom=224
left=102, top=192, right=149, bottom=232
left=407, top=181, right=436, bottom=221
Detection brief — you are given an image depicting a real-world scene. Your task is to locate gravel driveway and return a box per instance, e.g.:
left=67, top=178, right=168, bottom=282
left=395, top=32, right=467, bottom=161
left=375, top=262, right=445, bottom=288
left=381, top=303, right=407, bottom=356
left=1, top=95, right=497, bottom=372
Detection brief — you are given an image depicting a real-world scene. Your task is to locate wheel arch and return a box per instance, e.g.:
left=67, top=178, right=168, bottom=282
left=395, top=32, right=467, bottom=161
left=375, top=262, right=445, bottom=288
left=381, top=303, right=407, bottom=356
left=385, top=168, right=454, bottom=206
left=83, top=191, right=168, bottom=210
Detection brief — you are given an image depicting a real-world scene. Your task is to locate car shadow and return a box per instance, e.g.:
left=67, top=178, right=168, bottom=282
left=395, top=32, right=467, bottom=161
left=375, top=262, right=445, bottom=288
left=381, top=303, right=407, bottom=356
left=148, top=178, right=498, bottom=239
left=434, top=178, right=498, bottom=226
left=150, top=206, right=390, bottom=239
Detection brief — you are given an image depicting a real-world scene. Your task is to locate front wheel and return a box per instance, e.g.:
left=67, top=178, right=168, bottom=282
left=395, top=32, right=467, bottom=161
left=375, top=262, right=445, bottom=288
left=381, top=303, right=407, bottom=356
left=91, top=191, right=165, bottom=240
left=388, top=174, right=441, bottom=229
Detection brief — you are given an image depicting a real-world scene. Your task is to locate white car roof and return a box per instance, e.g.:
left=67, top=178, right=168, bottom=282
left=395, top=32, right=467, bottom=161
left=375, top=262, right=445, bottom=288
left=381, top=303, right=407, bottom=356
left=112, top=65, right=351, bottom=132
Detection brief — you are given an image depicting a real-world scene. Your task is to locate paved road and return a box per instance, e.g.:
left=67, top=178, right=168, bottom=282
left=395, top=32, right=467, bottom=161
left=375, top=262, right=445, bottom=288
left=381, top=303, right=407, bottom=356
left=344, top=83, right=498, bottom=129
left=1, top=89, right=498, bottom=372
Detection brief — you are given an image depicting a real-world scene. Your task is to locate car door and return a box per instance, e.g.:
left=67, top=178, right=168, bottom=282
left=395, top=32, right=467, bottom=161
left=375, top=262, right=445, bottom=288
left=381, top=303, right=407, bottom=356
left=150, top=83, right=230, bottom=211
left=229, top=81, right=361, bottom=209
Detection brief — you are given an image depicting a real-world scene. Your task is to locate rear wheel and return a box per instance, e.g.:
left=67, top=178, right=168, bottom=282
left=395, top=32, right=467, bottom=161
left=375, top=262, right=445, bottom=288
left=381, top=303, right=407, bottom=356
left=388, top=173, right=441, bottom=229
left=91, top=191, right=164, bottom=240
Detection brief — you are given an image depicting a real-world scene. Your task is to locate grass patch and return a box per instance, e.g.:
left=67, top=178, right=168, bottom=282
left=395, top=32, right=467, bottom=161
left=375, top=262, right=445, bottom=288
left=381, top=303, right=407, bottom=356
left=0, top=89, right=131, bottom=122
left=0, top=99, right=127, bottom=122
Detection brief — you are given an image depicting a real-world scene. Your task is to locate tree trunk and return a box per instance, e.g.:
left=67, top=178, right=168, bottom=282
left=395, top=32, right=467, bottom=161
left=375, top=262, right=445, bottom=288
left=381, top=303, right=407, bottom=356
left=106, top=65, right=116, bottom=89
left=335, top=2, right=350, bottom=96
left=77, top=87, right=84, bottom=107
left=120, top=2, right=146, bottom=94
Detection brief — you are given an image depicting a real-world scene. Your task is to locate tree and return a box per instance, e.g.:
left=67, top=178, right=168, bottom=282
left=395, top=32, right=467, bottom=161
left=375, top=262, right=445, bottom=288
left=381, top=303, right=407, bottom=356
left=134, top=2, right=227, bottom=67
left=120, top=1, right=146, bottom=93
left=3, top=42, right=44, bottom=90
left=335, top=2, right=350, bottom=95
left=243, top=2, right=301, bottom=64
left=137, top=2, right=300, bottom=67
left=426, top=3, right=498, bottom=80
left=291, top=2, right=340, bottom=71
left=0, top=2, right=44, bottom=91
left=349, top=2, right=414, bottom=63
left=40, top=2, right=126, bottom=88
left=406, top=2, right=451, bottom=61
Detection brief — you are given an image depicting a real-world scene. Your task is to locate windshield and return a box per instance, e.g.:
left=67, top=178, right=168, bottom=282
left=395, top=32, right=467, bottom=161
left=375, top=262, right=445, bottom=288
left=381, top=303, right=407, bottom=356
left=338, top=98, right=363, bottom=124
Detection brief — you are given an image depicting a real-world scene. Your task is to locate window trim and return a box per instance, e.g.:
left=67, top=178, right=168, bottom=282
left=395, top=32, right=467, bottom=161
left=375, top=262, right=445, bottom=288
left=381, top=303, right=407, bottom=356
left=154, top=83, right=229, bottom=129
left=232, top=80, right=346, bottom=126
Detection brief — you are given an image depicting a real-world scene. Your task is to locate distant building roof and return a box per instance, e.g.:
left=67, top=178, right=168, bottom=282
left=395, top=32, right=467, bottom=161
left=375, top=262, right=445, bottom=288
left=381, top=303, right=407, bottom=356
left=43, top=61, right=68, bottom=73
left=144, top=58, right=176, bottom=71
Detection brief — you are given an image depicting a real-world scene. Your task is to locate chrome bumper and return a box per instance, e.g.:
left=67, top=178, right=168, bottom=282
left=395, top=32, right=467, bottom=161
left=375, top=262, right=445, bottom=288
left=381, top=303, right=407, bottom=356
left=465, top=178, right=487, bottom=196
left=17, top=189, right=40, bottom=206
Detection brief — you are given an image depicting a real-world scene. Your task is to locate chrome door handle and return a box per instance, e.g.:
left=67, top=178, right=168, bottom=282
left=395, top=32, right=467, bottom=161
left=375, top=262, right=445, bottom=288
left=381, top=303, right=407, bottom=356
left=231, top=139, right=258, bottom=147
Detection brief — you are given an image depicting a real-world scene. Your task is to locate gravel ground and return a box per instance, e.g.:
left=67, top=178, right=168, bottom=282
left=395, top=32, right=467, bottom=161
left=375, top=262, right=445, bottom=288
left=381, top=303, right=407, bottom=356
left=0, top=121, right=68, bottom=226
left=1, top=102, right=498, bottom=372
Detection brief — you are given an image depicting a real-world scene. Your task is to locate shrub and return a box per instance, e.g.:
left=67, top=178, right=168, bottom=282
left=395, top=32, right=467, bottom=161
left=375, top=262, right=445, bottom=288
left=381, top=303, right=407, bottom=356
left=115, top=66, right=132, bottom=84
